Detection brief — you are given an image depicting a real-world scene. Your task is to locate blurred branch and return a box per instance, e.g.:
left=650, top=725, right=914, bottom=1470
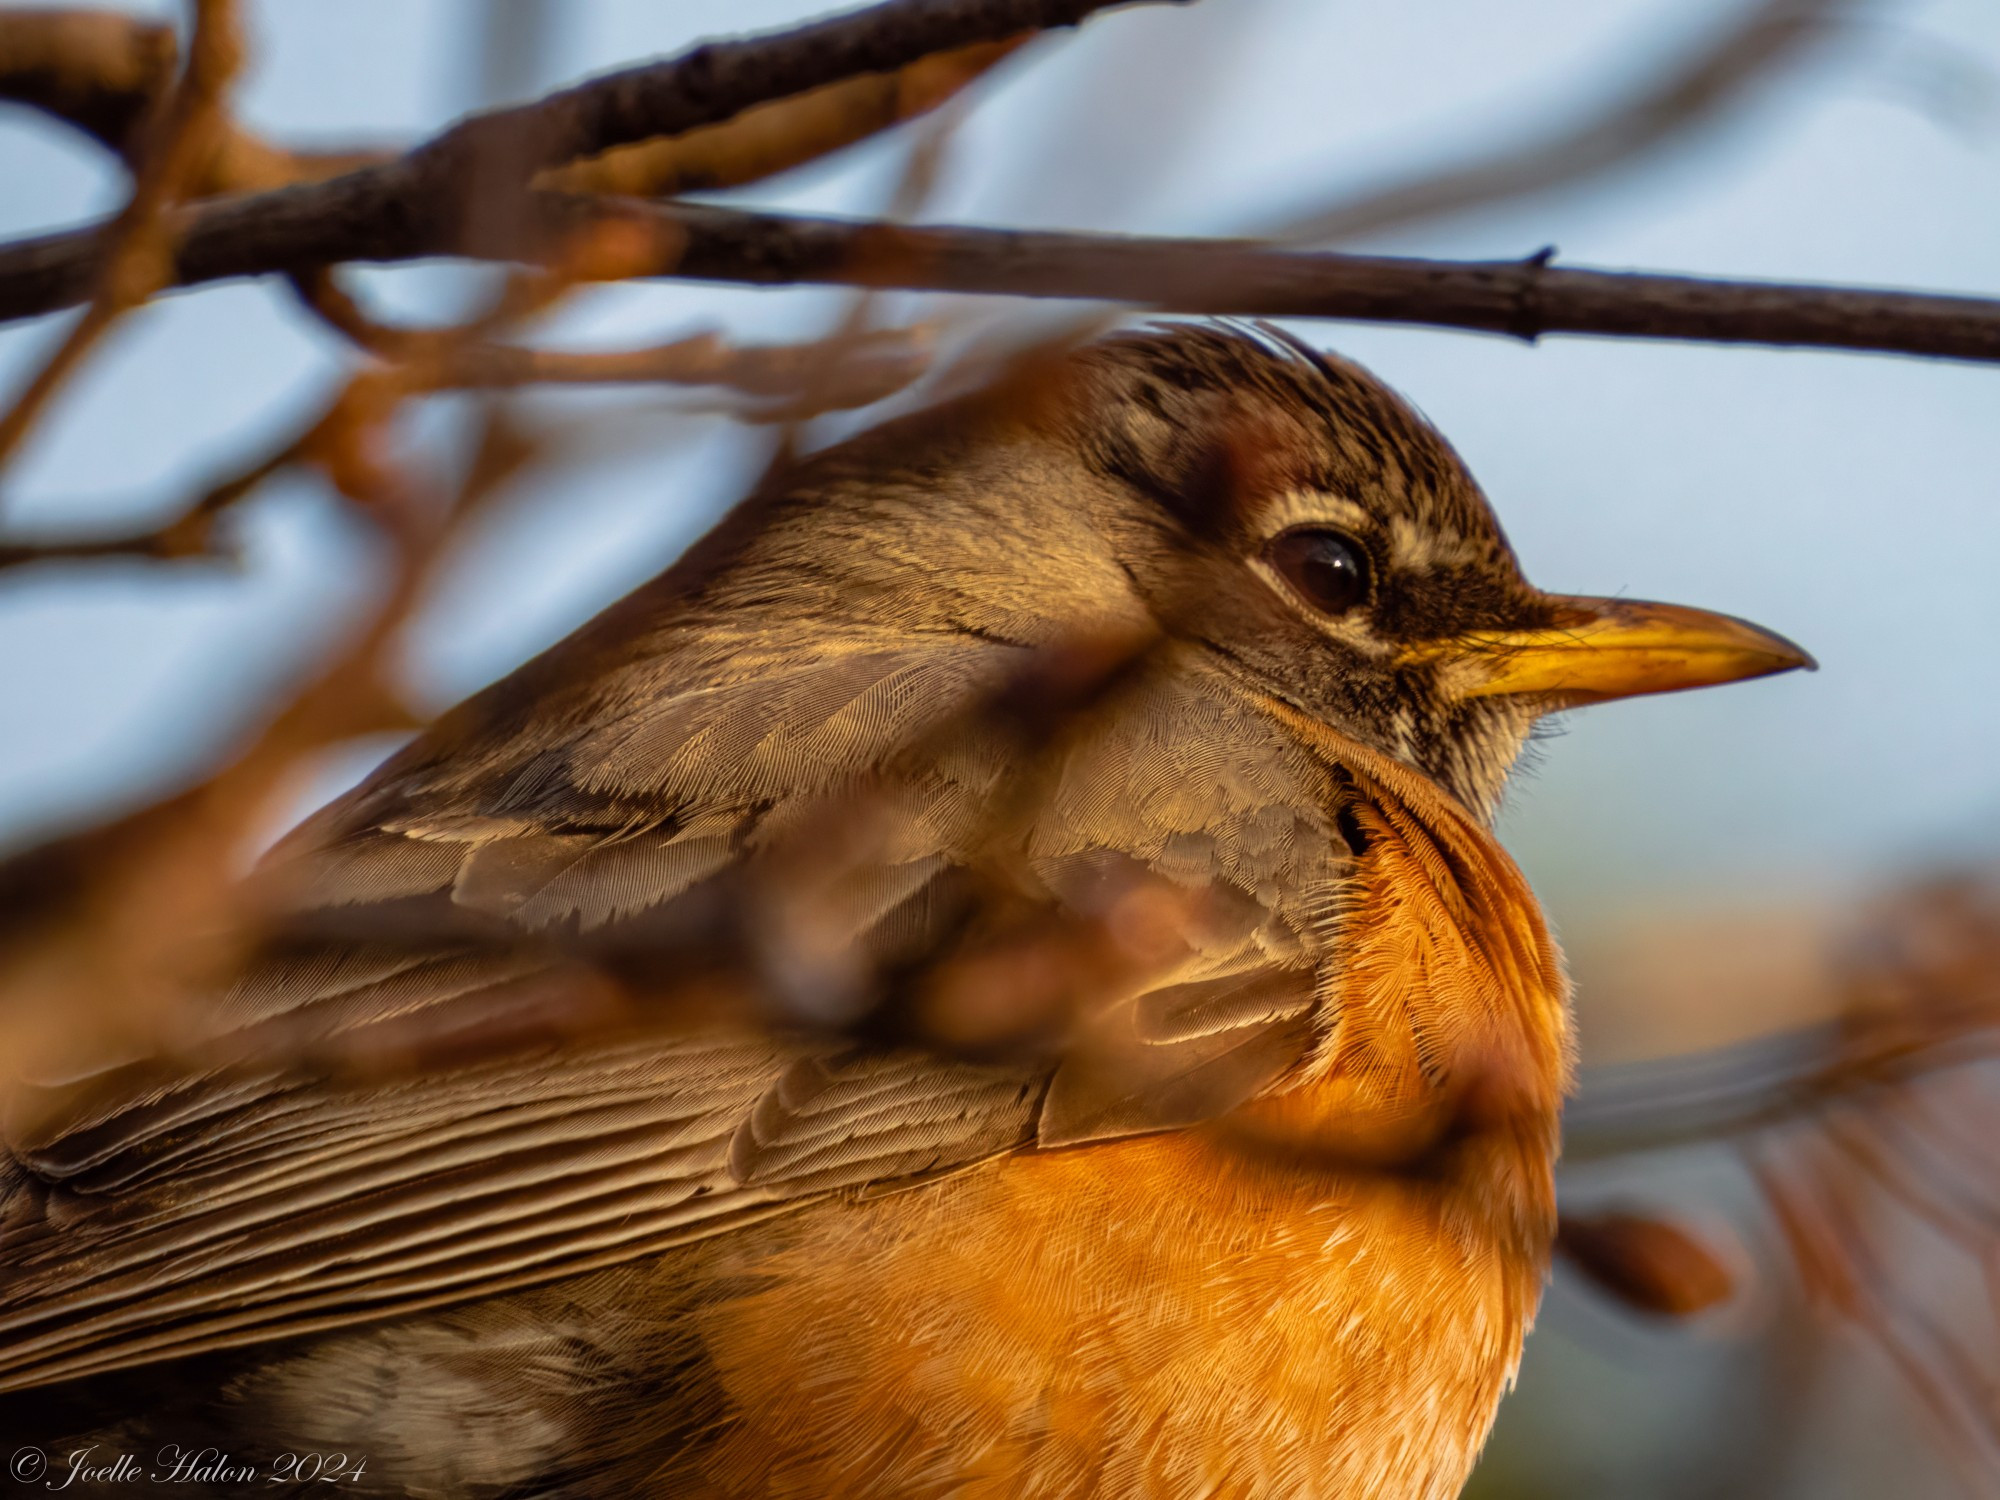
left=435, top=326, right=934, bottom=411
left=0, top=6, right=175, bottom=156
left=396, top=0, right=1154, bottom=183
left=0, top=0, right=244, bottom=478
left=752, top=64, right=979, bottom=476
left=1569, top=876, right=2000, bottom=1160
left=1274, top=0, right=1857, bottom=245
left=285, top=265, right=414, bottom=356
left=1561, top=873, right=2000, bottom=1482
left=0, top=435, right=288, bottom=571
left=0, top=8, right=382, bottom=192
left=540, top=36, right=1027, bottom=198
left=0, top=6, right=1023, bottom=201
left=1566, top=1023, right=2000, bottom=1160
left=0, top=369, right=535, bottom=1076
left=0, top=597, right=1181, bottom=1098
left=1554, top=1210, right=1737, bottom=1317
left=0, top=324, right=933, bottom=573
left=1754, top=1141, right=2000, bottom=1489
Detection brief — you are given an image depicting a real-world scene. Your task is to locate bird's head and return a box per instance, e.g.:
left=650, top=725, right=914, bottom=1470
left=718, top=322, right=1813, bottom=822
left=1038, top=323, right=1812, bottom=819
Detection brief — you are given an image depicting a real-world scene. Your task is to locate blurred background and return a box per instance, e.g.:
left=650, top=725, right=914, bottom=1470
left=2, top=1, right=1997, bottom=1494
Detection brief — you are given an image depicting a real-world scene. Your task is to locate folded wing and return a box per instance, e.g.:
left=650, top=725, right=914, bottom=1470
left=0, top=634, right=1338, bottom=1391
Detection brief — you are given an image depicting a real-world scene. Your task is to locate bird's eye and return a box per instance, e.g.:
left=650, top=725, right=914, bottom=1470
left=1264, top=528, right=1371, bottom=616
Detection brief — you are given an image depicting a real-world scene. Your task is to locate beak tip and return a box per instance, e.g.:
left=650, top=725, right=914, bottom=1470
left=1763, top=630, right=1817, bottom=676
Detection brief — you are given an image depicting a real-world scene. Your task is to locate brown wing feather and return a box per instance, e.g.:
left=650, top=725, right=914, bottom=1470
left=0, top=641, right=1343, bottom=1393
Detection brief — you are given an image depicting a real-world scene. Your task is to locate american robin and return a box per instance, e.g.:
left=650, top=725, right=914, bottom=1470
left=0, top=324, right=1809, bottom=1498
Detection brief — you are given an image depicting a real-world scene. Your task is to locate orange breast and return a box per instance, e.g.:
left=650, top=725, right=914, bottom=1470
left=682, top=744, right=1570, bottom=1500
left=689, top=1126, right=1542, bottom=1499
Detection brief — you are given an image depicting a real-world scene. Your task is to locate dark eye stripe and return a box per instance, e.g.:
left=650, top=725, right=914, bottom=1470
left=1265, top=528, right=1370, bottom=616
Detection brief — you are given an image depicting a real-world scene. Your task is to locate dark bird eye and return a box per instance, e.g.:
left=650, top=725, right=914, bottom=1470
left=1265, top=528, right=1370, bottom=615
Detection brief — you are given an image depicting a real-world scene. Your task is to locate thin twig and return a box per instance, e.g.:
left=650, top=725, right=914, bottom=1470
left=640, top=203, right=2000, bottom=363
left=0, top=369, right=529, bottom=1087
left=0, top=1, right=1989, bottom=365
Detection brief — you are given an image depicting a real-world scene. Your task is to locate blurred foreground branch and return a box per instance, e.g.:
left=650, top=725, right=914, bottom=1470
left=0, top=0, right=243, bottom=471
left=0, top=324, right=932, bottom=572
left=0, top=6, right=387, bottom=189
left=540, top=36, right=1027, bottom=199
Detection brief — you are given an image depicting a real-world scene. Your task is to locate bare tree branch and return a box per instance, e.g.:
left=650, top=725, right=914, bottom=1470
left=6, top=197, right=2000, bottom=362
left=643, top=204, right=2000, bottom=362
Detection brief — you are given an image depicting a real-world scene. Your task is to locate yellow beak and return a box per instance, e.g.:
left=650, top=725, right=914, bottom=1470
left=1407, top=596, right=1816, bottom=706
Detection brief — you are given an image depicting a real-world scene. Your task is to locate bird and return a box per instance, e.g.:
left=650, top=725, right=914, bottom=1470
left=0, top=323, right=1811, bottom=1498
